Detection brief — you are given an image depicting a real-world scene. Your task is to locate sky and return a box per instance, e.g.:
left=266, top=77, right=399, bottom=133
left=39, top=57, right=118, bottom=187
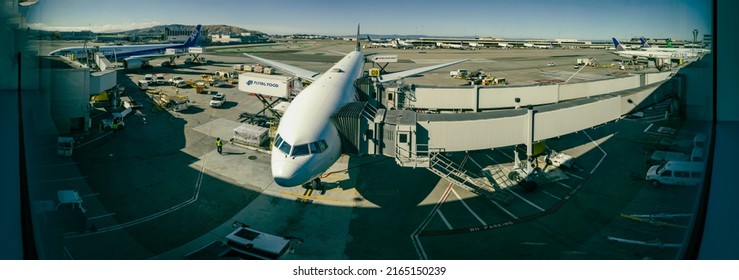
left=25, top=0, right=711, bottom=41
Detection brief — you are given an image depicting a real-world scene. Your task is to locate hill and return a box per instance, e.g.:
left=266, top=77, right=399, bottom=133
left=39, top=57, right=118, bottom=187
left=111, top=24, right=266, bottom=36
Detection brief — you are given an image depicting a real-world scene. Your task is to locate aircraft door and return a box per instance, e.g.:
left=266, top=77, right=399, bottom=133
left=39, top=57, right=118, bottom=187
left=396, top=129, right=412, bottom=159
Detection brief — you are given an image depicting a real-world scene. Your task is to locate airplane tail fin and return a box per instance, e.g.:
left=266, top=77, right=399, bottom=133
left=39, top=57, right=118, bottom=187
left=183, top=24, right=202, bottom=47
left=366, top=35, right=373, bottom=43
left=355, top=24, right=361, bottom=51
left=612, top=37, right=626, bottom=51
left=640, top=37, right=652, bottom=48
left=666, top=39, right=674, bottom=48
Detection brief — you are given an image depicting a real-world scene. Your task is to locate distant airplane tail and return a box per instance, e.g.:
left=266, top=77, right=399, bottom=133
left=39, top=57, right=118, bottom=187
left=612, top=37, right=626, bottom=51
left=183, top=24, right=202, bottom=47
left=366, top=35, right=373, bottom=42
left=640, top=37, right=652, bottom=48
left=666, top=39, right=674, bottom=48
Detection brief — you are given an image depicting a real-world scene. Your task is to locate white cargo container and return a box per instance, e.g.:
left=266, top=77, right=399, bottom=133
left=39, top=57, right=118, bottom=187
left=238, top=72, right=294, bottom=99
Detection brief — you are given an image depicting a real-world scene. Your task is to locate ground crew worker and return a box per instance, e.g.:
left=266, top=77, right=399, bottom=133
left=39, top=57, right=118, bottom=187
left=216, top=138, right=223, bottom=155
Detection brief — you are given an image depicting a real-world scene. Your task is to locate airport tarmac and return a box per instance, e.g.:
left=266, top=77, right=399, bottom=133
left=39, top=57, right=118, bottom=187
left=38, top=39, right=707, bottom=259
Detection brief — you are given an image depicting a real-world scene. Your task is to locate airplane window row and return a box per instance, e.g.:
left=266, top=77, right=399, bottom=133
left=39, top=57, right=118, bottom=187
left=273, top=134, right=328, bottom=157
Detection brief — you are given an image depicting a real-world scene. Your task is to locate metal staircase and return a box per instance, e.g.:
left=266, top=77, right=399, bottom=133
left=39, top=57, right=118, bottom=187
left=427, top=152, right=513, bottom=204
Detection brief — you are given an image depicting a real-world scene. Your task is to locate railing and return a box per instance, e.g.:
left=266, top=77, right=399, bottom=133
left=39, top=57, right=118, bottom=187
left=426, top=151, right=513, bottom=204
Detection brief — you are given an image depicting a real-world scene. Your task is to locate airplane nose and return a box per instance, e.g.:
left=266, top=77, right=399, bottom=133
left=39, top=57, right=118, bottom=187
left=272, top=160, right=305, bottom=187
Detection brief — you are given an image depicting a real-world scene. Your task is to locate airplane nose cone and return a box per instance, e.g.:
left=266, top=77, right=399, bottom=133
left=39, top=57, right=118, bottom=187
left=272, top=160, right=307, bottom=187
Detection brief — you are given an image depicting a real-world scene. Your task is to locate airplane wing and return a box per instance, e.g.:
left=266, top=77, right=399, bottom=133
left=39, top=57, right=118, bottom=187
left=377, top=59, right=469, bottom=83
left=243, top=53, right=321, bottom=81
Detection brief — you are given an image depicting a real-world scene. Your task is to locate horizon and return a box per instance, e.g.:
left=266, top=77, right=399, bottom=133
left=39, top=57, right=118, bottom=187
left=25, top=0, right=711, bottom=41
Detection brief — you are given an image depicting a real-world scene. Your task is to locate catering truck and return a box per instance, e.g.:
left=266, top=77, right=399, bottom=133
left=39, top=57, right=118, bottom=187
left=238, top=72, right=294, bottom=99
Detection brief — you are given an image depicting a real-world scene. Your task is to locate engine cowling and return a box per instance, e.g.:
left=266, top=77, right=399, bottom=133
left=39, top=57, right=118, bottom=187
left=123, top=58, right=143, bottom=69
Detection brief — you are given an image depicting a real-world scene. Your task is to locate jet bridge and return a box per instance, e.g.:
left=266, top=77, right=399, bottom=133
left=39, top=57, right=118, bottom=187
left=337, top=74, right=679, bottom=197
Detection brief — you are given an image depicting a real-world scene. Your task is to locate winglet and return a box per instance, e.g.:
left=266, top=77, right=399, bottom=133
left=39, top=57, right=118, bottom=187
left=612, top=38, right=625, bottom=52
left=356, top=23, right=361, bottom=51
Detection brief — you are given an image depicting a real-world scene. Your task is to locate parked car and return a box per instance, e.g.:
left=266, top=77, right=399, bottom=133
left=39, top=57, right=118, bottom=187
left=210, top=92, right=226, bottom=107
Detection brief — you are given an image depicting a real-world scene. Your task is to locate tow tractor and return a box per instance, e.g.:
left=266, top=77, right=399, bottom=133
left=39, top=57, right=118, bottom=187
left=101, top=107, right=131, bottom=130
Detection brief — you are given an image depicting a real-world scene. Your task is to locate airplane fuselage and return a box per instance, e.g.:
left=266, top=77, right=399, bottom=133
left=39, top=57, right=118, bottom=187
left=50, top=43, right=186, bottom=60
left=270, top=51, right=365, bottom=186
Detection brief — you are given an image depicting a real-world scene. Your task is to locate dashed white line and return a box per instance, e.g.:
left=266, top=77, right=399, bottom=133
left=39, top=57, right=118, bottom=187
left=436, top=209, right=453, bottom=230
left=451, top=187, right=487, bottom=226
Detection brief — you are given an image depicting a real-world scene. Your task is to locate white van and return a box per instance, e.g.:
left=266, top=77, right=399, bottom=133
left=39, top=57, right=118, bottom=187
left=137, top=80, right=149, bottom=90
left=646, top=160, right=705, bottom=186
left=225, top=224, right=291, bottom=259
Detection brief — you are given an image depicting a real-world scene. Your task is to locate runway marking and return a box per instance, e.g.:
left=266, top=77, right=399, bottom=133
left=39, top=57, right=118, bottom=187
left=644, top=123, right=654, bottom=133
left=495, top=149, right=515, bottom=161
left=276, top=190, right=344, bottom=202
left=490, top=197, right=518, bottom=220
left=436, top=210, right=452, bottom=230
left=467, top=155, right=484, bottom=170
left=86, top=212, right=116, bottom=220
left=451, top=187, right=486, bottom=226
left=564, top=171, right=584, bottom=180
left=506, top=188, right=545, bottom=212
left=65, top=111, right=217, bottom=238
left=76, top=131, right=113, bottom=149
left=539, top=189, right=562, bottom=200
left=583, top=130, right=607, bottom=174
left=556, top=181, right=573, bottom=190
left=411, top=183, right=453, bottom=260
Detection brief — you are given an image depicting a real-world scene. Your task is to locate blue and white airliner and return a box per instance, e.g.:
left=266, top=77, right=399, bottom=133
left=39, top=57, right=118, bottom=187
left=49, top=24, right=201, bottom=69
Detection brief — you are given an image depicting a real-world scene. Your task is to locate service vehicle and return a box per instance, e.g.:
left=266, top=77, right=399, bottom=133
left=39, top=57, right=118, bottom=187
left=210, top=92, right=226, bottom=107
left=646, top=160, right=705, bottom=186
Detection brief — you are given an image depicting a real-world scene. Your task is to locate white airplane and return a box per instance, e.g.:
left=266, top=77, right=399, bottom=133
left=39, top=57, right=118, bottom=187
left=436, top=41, right=465, bottom=49
left=244, top=25, right=468, bottom=187
left=640, top=37, right=707, bottom=55
left=366, top=35, right=394, bottom=48
left=393, top=38, right=414, bottom=49
left=49, top=24, right=202, bottom=69
left=612, top=37, right=694, bottom=61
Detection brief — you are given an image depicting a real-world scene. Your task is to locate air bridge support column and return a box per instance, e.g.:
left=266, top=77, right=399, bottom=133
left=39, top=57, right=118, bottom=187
left=526, top=106, right=535, bottom=172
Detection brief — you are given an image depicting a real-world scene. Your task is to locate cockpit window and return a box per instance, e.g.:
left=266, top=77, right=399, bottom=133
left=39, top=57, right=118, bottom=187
left=318, top=140, right=328, bottom=152
left=274, top=134, right=284, bottom=148
left=276, top=135, right=291, bottom=156
left=292, top=144, right=310, bottom=156
left=308, top=142, right=320, bottom=154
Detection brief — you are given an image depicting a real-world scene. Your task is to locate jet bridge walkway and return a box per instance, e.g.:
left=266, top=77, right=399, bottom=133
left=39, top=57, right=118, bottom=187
left=339, top=73, right=680, bottom=199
